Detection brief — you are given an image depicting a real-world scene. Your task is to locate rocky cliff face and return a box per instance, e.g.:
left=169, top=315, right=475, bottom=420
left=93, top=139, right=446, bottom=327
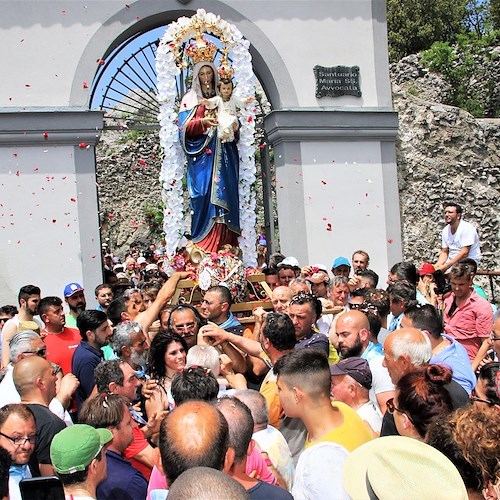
left=97, top=130, right=163, bottom=250
left=96, top=55, right=499, bottom=299
left=391, top=54, right=499, bottom=298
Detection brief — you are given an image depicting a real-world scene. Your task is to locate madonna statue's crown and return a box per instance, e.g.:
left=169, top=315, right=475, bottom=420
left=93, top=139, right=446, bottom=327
left=185, top=32, right=217, bottom=64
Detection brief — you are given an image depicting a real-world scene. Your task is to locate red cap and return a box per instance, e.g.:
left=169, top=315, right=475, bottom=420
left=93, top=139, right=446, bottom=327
left=419, top=263, right=435, bottom=276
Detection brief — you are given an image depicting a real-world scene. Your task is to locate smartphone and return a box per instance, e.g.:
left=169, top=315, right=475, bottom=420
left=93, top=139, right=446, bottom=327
left=20, top=476, right=65, bottom=500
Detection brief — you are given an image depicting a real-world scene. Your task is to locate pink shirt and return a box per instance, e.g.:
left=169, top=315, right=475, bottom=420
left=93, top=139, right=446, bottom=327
left=147, top=446, right=276, bottom=499
left=443, top=290, right=493, bottom=360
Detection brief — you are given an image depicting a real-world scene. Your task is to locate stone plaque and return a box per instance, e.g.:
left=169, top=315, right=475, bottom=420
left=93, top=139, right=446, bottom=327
left=313, top=65, right=361, bottom=98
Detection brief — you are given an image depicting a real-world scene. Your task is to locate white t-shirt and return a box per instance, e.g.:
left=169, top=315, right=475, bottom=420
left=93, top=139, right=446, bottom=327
left=441, top=220, right=481, bottom=263
left=253, top=425, right=295, bottom=491
left=367, top=356, right=394, bottom=412
left=356, top=400, right=382, bottom=433
left=292, top=441, right=349, bottom=500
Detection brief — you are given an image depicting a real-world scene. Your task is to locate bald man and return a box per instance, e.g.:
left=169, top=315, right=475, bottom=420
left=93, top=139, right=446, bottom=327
left=336, top=310, right=394, bottom=414
left=380, top=328, right=469, bottom=436
left=271, top=286, right=294, bottom=314
left=13, top=356, right=66, bottom=477
left=148, top=401, right=230, bottom=498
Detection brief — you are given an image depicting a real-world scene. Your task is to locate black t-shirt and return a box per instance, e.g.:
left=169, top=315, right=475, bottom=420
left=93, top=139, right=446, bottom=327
left=380, top=378, right=469, bottom=436
left=26, top=403, right=66, bottom=476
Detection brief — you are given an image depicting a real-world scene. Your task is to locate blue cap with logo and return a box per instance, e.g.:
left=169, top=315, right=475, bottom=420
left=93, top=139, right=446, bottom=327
left=64, top=283, right=84, bottom=298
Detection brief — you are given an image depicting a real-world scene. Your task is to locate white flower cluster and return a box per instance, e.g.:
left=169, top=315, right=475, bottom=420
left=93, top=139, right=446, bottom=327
left=156, top=9, right=257, bottom=267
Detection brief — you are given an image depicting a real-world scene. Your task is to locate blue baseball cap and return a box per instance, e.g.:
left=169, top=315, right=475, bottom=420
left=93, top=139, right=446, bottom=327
left=332, top=257, right=351, bottom=269
left=64, top=283, right=84, bottom=298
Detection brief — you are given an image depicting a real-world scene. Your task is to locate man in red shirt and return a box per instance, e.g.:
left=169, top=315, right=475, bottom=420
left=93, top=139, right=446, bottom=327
left=443, top=263, right=493, bottom=364
left=39, top=296, right=81, bottom=376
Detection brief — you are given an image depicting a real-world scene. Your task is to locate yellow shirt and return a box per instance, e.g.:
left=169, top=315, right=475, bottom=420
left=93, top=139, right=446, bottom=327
left=328, top=341, right=340, bottom=365
left=305, top=401, right=373, bottom=452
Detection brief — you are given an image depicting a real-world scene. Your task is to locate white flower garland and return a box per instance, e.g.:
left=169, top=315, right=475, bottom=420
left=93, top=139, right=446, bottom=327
left=156, top=9, right=257, bottom=267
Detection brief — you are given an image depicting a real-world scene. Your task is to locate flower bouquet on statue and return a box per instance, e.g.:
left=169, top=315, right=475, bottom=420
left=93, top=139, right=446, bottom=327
left=197, top=251, right=247, bottom=302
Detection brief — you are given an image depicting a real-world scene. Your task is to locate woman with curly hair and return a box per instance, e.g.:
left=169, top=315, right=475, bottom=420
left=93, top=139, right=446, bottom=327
left=452, top=404, right=500, bottom=500
left=387, top=364, right=454, bottom=440
left=145, top=331, right=188, bottom=417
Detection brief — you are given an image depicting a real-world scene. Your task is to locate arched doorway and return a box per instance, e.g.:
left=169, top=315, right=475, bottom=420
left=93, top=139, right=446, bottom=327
left=89, top=22, right=277, bottom=262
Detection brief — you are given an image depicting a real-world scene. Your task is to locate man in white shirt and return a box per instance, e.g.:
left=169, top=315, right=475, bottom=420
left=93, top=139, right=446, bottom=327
left=330, top=357, right=382, bottom=436
left=436, top=203, right=481, bottom=272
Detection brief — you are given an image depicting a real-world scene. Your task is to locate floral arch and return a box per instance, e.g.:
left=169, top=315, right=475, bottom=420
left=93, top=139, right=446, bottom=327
left=156, top=9, right=257, bottom=267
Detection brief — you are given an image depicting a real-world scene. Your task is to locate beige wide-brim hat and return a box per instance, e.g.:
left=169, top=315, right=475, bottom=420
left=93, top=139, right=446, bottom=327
left=342, top=436, right=467, bottom=500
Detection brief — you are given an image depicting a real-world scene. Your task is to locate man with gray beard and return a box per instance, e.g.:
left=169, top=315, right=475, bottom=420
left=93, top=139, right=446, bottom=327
left=112, top=321, right=149, bottom=380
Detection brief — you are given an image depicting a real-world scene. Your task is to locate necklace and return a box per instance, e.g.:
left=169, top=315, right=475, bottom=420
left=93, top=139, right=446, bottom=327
left=202, top=88, right=215, bottom=98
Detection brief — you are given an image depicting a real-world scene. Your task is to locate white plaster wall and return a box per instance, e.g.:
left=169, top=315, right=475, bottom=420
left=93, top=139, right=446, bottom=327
left=237, top=0, right=392, bottom=108
left=1, top=2, right=107, bottom=107
left=276, top=140, right=400, bottom=280
left=1, top=0, right=391, bottom=109
left=0, top=145, right=100, bottom=305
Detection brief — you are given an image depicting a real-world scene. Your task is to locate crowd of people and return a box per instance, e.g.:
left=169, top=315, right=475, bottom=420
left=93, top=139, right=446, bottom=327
left=0, top=203, right=498, bottom=500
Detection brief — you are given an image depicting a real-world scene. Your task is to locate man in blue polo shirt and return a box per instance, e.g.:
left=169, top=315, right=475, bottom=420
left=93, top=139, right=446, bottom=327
left=72, top=310, right=112, bottom=412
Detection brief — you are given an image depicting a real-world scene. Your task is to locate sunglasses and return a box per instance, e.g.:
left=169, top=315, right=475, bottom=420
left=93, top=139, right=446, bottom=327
left=386, top=398, right=414, bottom=424
left=22, top=347, right=47, bottom=357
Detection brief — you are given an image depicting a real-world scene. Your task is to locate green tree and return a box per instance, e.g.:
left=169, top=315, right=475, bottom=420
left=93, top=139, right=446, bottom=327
left=387, top=0, right=468, bottom=61
left=465, top=0, right=491, bottom=36
left=421, top=31, right=500, bottom=117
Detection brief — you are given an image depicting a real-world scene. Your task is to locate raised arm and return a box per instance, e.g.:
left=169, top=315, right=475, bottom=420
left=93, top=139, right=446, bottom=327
left=200, top=323, right=263, bottom=358
left=135, top=272, right=189, bottom=339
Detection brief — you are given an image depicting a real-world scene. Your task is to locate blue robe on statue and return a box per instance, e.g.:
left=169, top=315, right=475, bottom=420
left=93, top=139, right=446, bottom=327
left=179, top=103, right=240, bottom=250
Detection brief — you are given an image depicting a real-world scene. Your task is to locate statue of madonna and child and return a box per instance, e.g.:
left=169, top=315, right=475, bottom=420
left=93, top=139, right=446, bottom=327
left=177, top=37, right=254, bottom=257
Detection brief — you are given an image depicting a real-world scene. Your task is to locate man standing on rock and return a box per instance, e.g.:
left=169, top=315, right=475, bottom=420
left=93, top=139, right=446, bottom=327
left=435, top=203, right=481, bottom=272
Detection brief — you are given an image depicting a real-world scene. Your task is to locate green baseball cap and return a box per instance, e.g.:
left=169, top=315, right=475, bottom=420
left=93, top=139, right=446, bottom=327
left=50, top=424, right=113, bottom=474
